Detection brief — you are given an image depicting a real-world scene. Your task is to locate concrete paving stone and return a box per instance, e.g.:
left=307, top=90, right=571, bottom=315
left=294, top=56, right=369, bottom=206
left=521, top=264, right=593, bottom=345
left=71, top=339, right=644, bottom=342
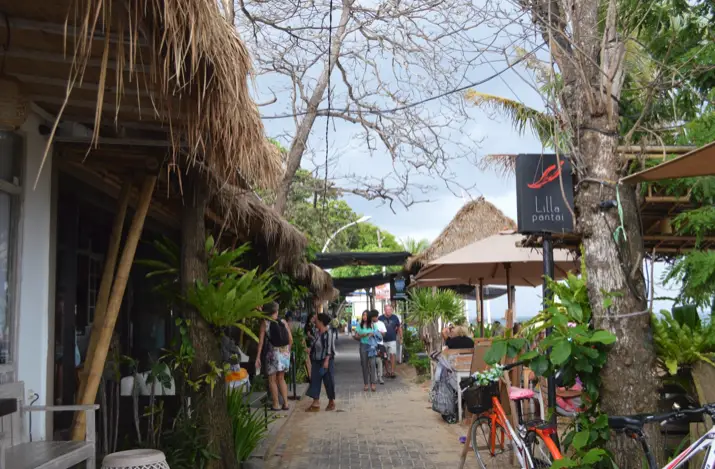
left=265, top=334, right=503, bottom=469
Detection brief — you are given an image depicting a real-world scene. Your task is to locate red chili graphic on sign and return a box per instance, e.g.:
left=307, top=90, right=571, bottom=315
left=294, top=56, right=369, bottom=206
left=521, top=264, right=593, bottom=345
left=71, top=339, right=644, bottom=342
left=528, top=160, right=565, bottom=189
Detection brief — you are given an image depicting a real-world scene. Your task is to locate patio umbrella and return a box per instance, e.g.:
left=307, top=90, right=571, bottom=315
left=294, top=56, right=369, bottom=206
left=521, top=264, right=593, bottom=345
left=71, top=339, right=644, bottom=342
left=414, top=232, right=578, bottom=332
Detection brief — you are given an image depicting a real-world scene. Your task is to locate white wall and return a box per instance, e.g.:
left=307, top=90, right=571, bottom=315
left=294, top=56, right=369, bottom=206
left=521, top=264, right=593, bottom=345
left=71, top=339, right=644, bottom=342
left=16, top=112, right=53, bottom=441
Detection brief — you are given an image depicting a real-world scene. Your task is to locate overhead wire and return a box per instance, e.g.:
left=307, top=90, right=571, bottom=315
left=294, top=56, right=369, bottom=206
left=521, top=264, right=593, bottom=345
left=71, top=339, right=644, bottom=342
left=261, top=43, right=547, bottom=120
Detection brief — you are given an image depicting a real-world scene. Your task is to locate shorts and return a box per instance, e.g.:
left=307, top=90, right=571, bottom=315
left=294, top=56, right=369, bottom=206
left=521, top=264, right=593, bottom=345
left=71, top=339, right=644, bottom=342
left=385, top=341, right=397, bottom=356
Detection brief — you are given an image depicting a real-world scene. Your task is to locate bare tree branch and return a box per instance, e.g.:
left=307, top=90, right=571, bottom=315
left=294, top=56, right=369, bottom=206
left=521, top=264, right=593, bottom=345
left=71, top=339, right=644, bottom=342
left=233, top=0, right=492, bottom=213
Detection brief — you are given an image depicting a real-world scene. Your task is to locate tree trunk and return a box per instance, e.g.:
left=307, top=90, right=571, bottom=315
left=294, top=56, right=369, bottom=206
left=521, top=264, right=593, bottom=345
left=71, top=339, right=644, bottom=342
left=273, top=3, right=352, bottom=215
left=576, top=118, right=663, bottom=468
left=181, top=173, right=238, bottom=469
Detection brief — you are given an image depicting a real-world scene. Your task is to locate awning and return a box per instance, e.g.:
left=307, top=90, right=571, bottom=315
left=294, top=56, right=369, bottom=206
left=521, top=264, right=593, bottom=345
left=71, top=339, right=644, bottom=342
left=333, top=274, right=396, bottom=294
left=623, top=142, right=715, bottom=183
left=314, top=251, right=411, bottom=269
left=334, top=274, right=507, bottom=300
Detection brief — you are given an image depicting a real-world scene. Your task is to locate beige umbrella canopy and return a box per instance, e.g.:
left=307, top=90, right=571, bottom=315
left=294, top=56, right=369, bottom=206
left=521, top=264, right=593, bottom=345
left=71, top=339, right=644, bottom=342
left=623, top=141, right=715, bottom=183
left=415, top=232, right=578, bottom=332
left=415, top=232, right=578, bottom=287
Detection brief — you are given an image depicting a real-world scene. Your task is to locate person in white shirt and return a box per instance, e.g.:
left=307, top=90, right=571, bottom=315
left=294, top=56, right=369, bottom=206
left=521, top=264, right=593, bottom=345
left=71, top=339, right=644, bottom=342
left=371, top=309, right=387, bottom=384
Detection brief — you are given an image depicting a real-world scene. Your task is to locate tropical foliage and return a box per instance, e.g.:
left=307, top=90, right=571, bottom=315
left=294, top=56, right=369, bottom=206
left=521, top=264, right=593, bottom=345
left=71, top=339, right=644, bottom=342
left=653, top=308, right=715, bottom=375
left=407, top=288, right=465, bottom=327
left=400, top=237, right=430, bottom=255
left=227, top=389, right=273, bottom=462
left=486, top=259, right=617, bottom=468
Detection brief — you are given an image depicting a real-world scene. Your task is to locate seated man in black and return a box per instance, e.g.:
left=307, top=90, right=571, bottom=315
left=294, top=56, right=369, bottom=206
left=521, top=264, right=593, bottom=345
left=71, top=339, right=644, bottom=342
left=444, top=326, right=475, bottom=349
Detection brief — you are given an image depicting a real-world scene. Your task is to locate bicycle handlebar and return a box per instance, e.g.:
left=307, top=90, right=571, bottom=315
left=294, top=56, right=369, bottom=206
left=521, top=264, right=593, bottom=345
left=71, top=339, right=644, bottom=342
left=653, top=404, right=715, bottom=426
left=609, top=403, right=715, bottom=432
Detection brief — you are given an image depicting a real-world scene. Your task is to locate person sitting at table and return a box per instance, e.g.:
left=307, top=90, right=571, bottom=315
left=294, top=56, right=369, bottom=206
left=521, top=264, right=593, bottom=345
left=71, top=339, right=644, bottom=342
left=444, top=326, right=474, bottom=349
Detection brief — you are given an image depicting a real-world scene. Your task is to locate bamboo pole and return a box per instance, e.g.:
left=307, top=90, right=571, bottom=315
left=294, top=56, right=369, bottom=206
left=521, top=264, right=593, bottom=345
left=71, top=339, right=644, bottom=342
left=71, top=175, right=156, bottom=440
left=74, top=181, right=131, bottom=408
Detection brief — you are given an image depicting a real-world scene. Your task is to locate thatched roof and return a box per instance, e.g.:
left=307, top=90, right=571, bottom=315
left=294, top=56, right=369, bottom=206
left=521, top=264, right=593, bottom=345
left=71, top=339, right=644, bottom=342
left=293, top=263, right=338, bottom=302
left=1, top=0, right=282, bottom=189
left=210, top=184, right=308, bottom=272
left=405, top=197, right=516, bottom=272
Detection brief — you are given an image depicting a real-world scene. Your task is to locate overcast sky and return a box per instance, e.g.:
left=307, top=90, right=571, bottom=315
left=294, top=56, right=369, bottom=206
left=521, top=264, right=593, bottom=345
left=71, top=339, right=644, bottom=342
left=247, top=8, right=679, bottom=320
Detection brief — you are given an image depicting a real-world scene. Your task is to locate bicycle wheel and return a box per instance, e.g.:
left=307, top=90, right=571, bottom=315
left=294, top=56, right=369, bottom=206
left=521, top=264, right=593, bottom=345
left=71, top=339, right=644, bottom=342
left=470, top=415, right=509, bottom=468
left=525, top=429, right=556, bottom=469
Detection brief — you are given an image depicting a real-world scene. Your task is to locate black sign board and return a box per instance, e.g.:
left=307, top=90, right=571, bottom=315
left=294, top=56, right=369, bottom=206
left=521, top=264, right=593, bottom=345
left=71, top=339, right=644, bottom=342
left=516, top=154, right=575, bottom=234
left=391, top=277, right=407, bottom=301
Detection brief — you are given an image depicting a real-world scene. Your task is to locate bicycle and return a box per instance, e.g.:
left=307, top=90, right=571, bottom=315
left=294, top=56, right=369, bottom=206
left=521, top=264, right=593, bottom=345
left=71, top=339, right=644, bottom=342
left=609, top=402, right=715, bottom=468
left=459, top=360, right=563, bottom=468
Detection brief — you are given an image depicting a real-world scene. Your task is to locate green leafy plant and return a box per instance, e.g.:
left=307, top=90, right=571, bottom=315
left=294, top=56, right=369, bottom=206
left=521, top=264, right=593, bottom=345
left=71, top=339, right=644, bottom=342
left=408, top=288, right=465, bottom=358
left=270, top=273, right=310, bottom=309
left=402, top=327, right=424, bottom=358
left=653, top=309, right=715, bottom=375
left=161, top=404, right=219, bottom=469
left=472, top=322, right=496, bottom=338
left=407, top=288, right=464, bottom=326
left=227, top=389, right=274, bottom=462
left=185, top=238, right=274, bottom=341
left=485, top=264, right=617, bottom=468
left=408, top=355, right=430, bottom=375
left=290, top=326, right=309, bottom=383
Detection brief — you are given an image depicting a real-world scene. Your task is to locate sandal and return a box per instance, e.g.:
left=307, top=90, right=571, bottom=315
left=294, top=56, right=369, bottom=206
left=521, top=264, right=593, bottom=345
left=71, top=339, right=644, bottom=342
left=364, top=386, right=369, bottom=392
left=371, top=385, right=377, bottom=392
left=281, top=405, right=290, bottom=411
left=325, top=403, right=336, bottom=411
left=306, top=405, right=321, bottom=412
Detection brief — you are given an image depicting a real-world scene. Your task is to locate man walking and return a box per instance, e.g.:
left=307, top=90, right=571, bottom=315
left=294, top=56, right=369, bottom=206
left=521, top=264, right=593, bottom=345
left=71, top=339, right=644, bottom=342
left=378, top=304, right=401, bottom=379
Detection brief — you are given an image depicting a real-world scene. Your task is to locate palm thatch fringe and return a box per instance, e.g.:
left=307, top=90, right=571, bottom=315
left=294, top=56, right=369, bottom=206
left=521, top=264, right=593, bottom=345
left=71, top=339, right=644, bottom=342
left=405, top=197, right=516, bottom=272
left=48, top=0, right=281, bottom=189
left=211, top=183, right=307, bottom=272
left=292, top=263, right=337, bottom=302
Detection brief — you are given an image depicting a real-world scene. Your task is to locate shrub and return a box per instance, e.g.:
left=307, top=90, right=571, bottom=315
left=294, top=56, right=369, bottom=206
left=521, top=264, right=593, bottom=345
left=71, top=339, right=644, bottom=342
left=227, top=389, right=273, bottom=462
left=290, top=326, right=309, bottom=383
left=408, top=355, right=430, bottom=375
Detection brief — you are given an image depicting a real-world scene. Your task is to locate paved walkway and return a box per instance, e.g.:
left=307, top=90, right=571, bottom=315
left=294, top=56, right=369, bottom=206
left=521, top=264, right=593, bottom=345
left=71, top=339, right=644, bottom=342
left=266, top=335, right=467, bottom=469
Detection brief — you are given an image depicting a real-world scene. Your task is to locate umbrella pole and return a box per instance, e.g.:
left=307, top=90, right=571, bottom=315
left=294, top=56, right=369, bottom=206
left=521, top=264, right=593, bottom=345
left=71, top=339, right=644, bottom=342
left=479, top=278, right=485, bottom=337
left=505, top=263, right=513, bottom=330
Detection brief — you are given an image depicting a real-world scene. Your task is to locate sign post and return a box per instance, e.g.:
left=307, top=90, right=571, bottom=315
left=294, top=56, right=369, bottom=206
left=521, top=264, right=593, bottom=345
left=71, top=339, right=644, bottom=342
left=516, top=153, right=575, bottom=441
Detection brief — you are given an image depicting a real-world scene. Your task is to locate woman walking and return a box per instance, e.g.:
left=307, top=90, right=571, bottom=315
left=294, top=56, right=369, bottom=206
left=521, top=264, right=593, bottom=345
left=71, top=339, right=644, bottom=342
left=256, top=302, right=293, bottom=411
left=306, top=313, right=337, bottom=411
left=354, top=310, right=381, bottom=392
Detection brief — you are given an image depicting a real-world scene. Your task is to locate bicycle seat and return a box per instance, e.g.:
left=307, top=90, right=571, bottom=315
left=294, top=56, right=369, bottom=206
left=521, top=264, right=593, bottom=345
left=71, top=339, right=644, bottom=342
left=509, top=387, right=535, bottom=401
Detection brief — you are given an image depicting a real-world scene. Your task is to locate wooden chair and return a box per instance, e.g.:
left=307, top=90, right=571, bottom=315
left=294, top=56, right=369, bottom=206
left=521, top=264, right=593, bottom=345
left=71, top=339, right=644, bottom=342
left=0, top=381, right=98, bottom=469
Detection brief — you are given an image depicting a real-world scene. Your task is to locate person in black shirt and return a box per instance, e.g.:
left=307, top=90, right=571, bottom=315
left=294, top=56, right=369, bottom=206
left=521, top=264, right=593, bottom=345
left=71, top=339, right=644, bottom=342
left=445, top=326, right=475, bottom=350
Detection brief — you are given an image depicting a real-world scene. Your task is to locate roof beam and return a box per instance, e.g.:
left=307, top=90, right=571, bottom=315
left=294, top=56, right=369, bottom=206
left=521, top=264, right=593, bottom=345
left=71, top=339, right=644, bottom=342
left=28, top=95, right=163, bottom=119
left=10, top=73, right=151, bottom=98
left=4, top=48, right=150, bottom=73
left=2, top=17, right=147, bottom=46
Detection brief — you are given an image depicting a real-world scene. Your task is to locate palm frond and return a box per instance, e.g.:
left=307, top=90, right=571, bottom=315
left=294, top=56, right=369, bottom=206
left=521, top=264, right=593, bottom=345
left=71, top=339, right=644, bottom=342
left=464, top=90, right=555, bottom=147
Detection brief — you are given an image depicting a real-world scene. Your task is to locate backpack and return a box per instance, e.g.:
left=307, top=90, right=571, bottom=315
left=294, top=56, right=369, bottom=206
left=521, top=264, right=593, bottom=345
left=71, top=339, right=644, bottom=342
left=268, top=320, right=290, bottom=347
